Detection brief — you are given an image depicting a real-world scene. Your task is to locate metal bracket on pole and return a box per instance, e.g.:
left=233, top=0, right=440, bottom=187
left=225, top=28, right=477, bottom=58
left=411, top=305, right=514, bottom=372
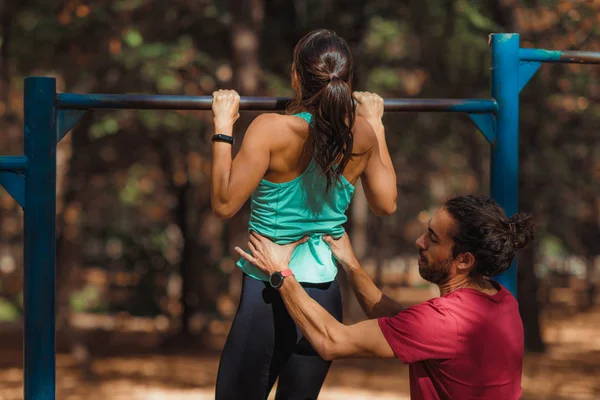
left=467, top=113, right=496, bottom=145
left=518, top=61, right=542, bottom=93
left=0, top=172, right=25, bottom=208
left=57, top=109, right=87, bottom=141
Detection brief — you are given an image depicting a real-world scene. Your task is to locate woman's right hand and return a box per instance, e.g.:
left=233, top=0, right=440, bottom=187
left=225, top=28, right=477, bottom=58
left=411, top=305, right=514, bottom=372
left=353, top=91, right=384, bottom=122
left=212, top=89, right=241, bottom=128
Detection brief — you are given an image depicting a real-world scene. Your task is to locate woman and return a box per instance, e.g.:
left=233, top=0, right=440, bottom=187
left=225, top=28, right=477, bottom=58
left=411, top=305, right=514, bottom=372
left=210, top=29, right=397, bottom=400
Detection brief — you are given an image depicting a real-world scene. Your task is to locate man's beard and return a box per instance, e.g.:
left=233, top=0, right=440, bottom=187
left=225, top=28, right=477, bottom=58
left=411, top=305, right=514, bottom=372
left=418, top=253, right=453, bottom=285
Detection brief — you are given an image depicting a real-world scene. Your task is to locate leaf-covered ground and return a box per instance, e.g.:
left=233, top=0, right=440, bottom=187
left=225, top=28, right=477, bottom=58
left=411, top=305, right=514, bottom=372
left=0, top=305, right=598, bottom=400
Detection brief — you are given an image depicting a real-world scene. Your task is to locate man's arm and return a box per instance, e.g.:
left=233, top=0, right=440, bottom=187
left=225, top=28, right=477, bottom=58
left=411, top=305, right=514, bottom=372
left=344, top=259, right=405, bottom=319
left=278, top=276, right=395, bottom=360
left=323, top=233, right=404, bottom=318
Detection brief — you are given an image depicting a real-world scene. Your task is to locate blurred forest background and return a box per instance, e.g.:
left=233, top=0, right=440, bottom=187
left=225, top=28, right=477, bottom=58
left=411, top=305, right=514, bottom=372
left=0, top=0, right=598, bottom=399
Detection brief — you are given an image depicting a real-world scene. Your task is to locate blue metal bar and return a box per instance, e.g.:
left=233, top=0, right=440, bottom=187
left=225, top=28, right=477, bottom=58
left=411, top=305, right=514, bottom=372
left=0, top=172, right=26, bottom=208
left=467, top=113, right=496, bottom=144
left=23, top=76, right=57, bottom=400
left=518, top=61, right=542, bottom=93
left=0, top=155, right=28, bottom=172
left=520, top=48, right=600, bottom=64
left=57, top=93, right=291, bottom=110
left=490, top=34, right=520, bottom=298
left=57, top=109, right=87, bottom=142
left=386, top=98, right=497, bottom=113
left=57, top=92, right=498, bottom=113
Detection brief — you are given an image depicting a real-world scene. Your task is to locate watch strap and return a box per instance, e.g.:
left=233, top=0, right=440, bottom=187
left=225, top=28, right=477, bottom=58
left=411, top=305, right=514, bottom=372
left=211, top=134, right=235, bottom=145
left=281, top=269, right=294, bottom=278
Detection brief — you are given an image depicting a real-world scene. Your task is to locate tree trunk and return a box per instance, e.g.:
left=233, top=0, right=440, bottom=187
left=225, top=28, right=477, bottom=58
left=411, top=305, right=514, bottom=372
left=0, top=0, right=13, bottom=109
left=231, top=0, right=264, bottom=95
left=150, top=131, right=200, bottom=341
left=517, top=245, right=545, bottom=352
left=55, top=115, right=94, bottom=375
left=517, top=109, right=546, bottom=353
left=176, top=181, right=195, bottom=337
left=225, top=0, right=264, bottom=302
left=582, top=256, right=596, bottom=311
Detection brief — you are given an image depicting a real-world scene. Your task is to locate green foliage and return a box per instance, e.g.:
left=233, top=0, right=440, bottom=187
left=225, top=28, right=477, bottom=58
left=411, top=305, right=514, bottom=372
left=459, top=0, right=500, bottom=31
left=364, top=17, right=408, bottom=61
left=124, top=28, right=144, bottom=48
left=119, top=164, right=146, bottom=205
left=0, top=299, right=20, bottom=322
left=70, top=285, right=106, bottom=313
left=368, top=67, right=403, bottom=90
left=90, top=117, right=120, bottom=139
left=114, top=0, right=145, bottom=12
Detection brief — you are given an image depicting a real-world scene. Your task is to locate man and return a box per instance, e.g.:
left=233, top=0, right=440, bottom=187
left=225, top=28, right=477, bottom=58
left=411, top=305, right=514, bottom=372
left=235, top=195, right=536, bottom=400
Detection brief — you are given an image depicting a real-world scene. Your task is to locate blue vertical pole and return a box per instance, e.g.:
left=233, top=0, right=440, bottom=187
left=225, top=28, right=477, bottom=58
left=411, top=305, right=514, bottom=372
left=490, top=34, right=520, bottom=298
left=23, top=77, right=57, bottom=400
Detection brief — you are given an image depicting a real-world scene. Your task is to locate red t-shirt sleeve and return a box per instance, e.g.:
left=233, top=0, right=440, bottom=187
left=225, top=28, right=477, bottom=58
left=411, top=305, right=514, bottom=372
left=377, top=300, right=458, bottom=364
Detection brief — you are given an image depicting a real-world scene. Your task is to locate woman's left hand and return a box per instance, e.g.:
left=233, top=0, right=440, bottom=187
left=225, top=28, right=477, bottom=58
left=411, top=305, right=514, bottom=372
left=212, top=89, right=241, bottom=128
left=235, top=232, right=308, bottom=275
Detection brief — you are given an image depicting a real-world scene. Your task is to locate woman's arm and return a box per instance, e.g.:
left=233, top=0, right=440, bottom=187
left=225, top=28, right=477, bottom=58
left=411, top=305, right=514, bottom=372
left=211, top=90, right=274, bottom=218
left=353, top=92, right=397, bottom=216
left=361, top=120, right=397, bottom=216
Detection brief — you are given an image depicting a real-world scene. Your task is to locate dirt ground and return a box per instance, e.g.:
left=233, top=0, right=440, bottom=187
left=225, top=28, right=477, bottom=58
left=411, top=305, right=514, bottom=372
left=0, top=305, right=599, bottom=400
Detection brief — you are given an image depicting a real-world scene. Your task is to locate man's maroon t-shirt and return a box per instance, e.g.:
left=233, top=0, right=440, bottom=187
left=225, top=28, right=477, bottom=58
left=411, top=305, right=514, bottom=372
left=378, top=284, right=523, bottom=400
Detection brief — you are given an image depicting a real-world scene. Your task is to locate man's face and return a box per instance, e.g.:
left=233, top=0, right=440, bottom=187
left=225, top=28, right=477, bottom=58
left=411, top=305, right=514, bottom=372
left=415, top=208, right=457, bottom=285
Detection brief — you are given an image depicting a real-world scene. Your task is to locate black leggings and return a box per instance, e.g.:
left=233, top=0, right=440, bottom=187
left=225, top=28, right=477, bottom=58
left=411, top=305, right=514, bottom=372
left=215, top=273, right=343, bottom=400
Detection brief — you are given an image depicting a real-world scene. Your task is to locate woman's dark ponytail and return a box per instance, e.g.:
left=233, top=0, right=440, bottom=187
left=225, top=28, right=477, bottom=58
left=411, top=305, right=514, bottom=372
left=289, top=29, right=356, bottom=191
left=310, top=76, right=355, bottom=190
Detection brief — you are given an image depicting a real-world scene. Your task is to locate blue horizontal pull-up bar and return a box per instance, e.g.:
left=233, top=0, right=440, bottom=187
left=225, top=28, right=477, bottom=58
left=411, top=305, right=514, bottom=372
left=384, top=98, right=498, bottom=113
left=520, top=48, right=600, bottom=64
left=57, top=93, right=498, bottom=114
left=0, top=155, right=28, bottom=172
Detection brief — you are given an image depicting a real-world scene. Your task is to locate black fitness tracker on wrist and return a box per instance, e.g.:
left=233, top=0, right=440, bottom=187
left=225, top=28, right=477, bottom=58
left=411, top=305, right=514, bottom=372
left=212, top=134, right=235, bottom=145
left=269, top=270, right=294, bottom=289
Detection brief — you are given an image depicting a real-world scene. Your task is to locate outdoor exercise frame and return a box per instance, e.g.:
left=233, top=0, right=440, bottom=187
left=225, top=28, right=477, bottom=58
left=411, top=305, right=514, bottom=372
left=1, top=33, right=599, bottom=400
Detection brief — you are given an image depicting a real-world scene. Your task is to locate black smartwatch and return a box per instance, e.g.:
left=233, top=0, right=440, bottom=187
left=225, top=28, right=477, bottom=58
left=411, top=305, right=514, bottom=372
left=269, top=269, right=294, bottom=289
left=211, top=134, right=235, bottom=145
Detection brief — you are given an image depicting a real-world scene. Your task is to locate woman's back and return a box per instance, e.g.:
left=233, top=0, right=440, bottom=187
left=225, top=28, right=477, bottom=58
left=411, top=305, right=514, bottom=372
left=238, top=112, right=373, bottom=283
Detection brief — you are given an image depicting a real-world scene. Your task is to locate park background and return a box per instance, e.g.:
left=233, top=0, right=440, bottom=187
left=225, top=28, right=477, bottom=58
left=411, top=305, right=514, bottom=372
left=0, top=0, right=598, bottom=399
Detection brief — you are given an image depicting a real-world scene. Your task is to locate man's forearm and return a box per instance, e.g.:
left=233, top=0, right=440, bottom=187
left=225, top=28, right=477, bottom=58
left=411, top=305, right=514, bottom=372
left=278, top=276, right=347, bottom=361
left=345, top=259, right=404, bottom=318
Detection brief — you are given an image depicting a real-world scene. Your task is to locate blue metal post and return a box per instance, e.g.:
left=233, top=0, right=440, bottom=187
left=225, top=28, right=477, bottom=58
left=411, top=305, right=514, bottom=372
left=23, top=76, right=57, bottom=400
left=490, top=34, right=520, bottom=297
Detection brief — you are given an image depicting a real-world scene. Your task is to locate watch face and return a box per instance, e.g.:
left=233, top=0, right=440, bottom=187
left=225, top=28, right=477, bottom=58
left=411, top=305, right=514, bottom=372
left=269, top=272, right=284, bottom=288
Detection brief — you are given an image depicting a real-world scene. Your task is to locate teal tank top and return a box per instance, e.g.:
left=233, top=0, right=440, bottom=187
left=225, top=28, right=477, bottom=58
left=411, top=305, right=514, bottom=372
left=237, top=112, right=355, bottom=283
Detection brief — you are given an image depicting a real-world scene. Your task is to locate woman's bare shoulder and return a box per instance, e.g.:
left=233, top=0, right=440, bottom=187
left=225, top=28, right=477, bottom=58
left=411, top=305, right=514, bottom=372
left=249, top=112, right=287, bottom=127
left=244, top=113, right=305, bottom=148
